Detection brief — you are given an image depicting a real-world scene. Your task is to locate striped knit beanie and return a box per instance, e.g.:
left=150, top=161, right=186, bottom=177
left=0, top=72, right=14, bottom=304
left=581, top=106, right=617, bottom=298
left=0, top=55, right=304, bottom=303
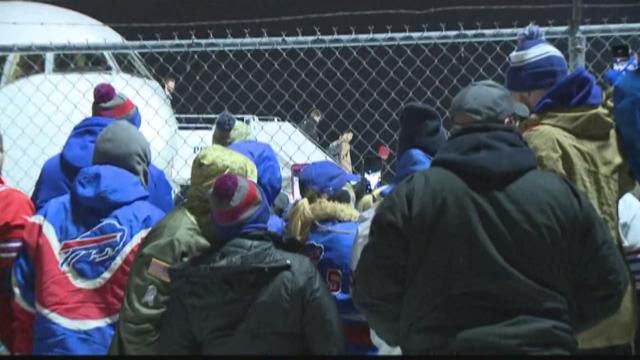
left=506, top=25, right=568, bottom=92
left=92, top=83, right=141, bottom=127
left=209, top=173, right=268, bottom=230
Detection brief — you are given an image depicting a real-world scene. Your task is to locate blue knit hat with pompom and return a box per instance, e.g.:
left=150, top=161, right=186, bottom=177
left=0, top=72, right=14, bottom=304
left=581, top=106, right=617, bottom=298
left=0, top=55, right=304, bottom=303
left=506, top=25, right=568, bottom=92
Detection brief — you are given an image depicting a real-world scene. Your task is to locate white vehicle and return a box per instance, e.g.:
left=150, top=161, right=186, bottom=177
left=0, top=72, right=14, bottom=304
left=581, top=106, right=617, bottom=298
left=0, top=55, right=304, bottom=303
left=0, top=1, right=178, bottom=194
left=0, top=1, right=339, bottom=200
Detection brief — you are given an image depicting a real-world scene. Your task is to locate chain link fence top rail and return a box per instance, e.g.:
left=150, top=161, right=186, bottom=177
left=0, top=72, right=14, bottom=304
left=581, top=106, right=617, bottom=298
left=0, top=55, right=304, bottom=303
left=1, top=23, right=639, bottom=195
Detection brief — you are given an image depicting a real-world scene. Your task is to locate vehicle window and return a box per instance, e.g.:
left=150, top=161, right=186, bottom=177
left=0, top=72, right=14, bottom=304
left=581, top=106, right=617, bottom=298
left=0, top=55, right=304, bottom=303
left=8, top=54, right=45, bottom=83
left=113, top=53, right=151, bottom=78
left=53, top=53, right=111, bottom=73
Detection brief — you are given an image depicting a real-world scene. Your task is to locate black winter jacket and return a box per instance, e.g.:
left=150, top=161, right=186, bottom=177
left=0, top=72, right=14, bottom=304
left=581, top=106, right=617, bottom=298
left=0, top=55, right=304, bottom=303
left=353, top=124, right=629, bottom=355
left=158, top=234, right=346, bottom=355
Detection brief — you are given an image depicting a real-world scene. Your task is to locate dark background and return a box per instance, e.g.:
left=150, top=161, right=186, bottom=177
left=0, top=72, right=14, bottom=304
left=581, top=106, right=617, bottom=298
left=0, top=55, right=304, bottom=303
left=38, top=0, right=640, bottom=39
left=34, top=0, right=640, bottom=177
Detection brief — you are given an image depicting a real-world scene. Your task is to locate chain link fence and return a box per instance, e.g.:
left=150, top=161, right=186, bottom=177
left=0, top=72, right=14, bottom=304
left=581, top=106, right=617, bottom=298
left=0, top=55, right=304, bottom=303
left=1, top=23, right=639, bottom=197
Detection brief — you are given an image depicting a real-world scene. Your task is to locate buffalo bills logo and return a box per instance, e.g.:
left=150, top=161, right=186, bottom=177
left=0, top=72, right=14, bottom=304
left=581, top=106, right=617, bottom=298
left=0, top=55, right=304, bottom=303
left=59, top=221, right=128, bottom=280
left=326, top=268, right=342, bottom=294
left=304, top=242, right=325, bottom=263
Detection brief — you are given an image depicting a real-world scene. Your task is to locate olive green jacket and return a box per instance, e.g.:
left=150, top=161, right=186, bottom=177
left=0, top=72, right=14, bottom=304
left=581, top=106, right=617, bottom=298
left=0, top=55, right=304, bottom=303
left=522, top=106, right=637, bottom=349
left=109, top=145, right=258, bottom=355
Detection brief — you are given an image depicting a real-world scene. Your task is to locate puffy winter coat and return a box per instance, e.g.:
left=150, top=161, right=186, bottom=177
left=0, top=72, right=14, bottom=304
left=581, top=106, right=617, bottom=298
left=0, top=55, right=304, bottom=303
left=354, top=124, right=629, bottom=355
left=11, top=165, right=165, bottom=355
left=159, top=233, right=346, bottom=355
left=108, top=145, right=258, bottom=355
left=0, top=177, right=34, bottom=352
left=31, top=116, right=174, bottom=213
left=521, top=67, right=637, bottom=349
left=614, top=69, right=640, bottom=183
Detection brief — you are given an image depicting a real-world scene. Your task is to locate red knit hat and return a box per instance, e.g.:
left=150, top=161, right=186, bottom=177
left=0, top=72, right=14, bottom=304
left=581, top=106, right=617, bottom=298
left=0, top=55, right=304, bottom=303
left=92, top=83, right=138, bottom=121
left=209, top=174, right=264, bottom=226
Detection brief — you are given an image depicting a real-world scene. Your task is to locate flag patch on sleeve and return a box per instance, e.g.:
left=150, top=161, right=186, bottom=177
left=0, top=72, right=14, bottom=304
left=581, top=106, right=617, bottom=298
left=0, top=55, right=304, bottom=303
left=147, top=257, right=171, bottom=283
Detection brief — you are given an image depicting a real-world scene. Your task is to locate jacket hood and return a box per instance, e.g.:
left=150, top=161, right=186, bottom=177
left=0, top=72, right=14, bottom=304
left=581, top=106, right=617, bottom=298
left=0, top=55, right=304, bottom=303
left=229, top=140, right=283, bottom=206
left=184, top=145, right=258, bottom=241
left=433, top=124, right=537, bottom=189
left=533, top=106, right=615, bottom=140
left=61, top=116, right=114, bottom=170
left=93, top=121, right=151, bottom=187
left=286, top=198, right=359, bottom=241
left=71, top=165, right=149, bottom=214
left=307, top=198, right=359, bottom=223
left=613, top=70, right=640, bottom=182
left=533, top=66, right=603, bottom=114
left=382, top=149, right=432, bottom=197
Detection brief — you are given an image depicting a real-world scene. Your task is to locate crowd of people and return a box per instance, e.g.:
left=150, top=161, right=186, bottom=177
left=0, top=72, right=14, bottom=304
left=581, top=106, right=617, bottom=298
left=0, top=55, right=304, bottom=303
left=1, top=24, right=640, bottom=355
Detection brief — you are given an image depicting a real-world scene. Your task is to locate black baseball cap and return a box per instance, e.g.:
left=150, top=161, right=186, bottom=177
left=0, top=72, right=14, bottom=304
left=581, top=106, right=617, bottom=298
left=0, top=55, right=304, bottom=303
left=450, top=80, right=530, bottom=124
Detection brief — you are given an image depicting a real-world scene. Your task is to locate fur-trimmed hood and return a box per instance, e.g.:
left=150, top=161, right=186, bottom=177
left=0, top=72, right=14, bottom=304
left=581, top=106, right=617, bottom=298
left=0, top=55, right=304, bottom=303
left=306, top=198, right=359, bottom=223
left=287, top=198, right=359, bottom=241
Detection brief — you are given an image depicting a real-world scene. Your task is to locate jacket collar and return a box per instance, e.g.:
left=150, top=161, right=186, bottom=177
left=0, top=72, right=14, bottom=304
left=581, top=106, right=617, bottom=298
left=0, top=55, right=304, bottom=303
left=522, top=106, right=613, bottom=140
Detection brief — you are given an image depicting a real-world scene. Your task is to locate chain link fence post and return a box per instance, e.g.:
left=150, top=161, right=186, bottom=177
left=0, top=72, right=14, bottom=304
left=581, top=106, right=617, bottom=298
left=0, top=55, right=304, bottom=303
left=569, top=0, right=586, bottom=70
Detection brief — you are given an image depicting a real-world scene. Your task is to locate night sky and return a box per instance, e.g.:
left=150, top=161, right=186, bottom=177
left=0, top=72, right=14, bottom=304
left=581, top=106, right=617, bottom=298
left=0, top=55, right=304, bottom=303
left=38, top=0, right=640, bottom=39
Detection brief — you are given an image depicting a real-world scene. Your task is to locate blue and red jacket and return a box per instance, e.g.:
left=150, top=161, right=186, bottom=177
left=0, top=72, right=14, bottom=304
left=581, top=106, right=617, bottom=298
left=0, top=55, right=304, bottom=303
left=11, top=165, right=165, bottom=355
left=0, top=177, right=34, bottom=353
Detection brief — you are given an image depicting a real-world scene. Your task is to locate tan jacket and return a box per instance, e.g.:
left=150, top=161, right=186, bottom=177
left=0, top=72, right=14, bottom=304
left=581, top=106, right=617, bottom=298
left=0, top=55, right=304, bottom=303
left=522, top=106, right=637, bottom=349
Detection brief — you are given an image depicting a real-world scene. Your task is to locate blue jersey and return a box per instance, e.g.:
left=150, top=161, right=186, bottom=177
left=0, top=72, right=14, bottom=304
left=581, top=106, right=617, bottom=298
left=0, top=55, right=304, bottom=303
left=305, top=220, right=376, bottom=355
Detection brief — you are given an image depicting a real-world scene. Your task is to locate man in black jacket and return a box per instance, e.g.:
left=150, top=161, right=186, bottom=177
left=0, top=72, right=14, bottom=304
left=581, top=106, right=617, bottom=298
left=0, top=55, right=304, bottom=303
left=159, top=174, right=346, bottom=355
left=352, top=80, right=630, bottom=355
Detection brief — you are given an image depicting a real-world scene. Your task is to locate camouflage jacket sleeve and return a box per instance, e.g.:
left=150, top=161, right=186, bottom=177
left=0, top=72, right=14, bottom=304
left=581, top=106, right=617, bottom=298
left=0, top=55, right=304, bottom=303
left=109, top=210, right=211, bottom=355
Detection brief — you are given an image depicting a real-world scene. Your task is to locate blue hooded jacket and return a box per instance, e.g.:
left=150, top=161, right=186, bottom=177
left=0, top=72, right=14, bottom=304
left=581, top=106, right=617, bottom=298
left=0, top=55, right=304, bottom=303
left=533, top=66, right=603, bottom=114
left=614, top=70, right=640, bottom=182
left=31, top=116, right=174, bottom=213
left=12, top=165, right=165, bottom=355
left=381, top=149, right=432, bottom=197
left=229, top=140, right=285, bottom=236
left=228, top=140, right=282, bottom=205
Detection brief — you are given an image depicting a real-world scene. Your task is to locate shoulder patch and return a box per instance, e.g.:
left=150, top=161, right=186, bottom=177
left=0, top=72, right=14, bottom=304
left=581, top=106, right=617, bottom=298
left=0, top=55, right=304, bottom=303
left=147, top=257, right=171, bottom=283
left=142, top=284, right=158, bottom=306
